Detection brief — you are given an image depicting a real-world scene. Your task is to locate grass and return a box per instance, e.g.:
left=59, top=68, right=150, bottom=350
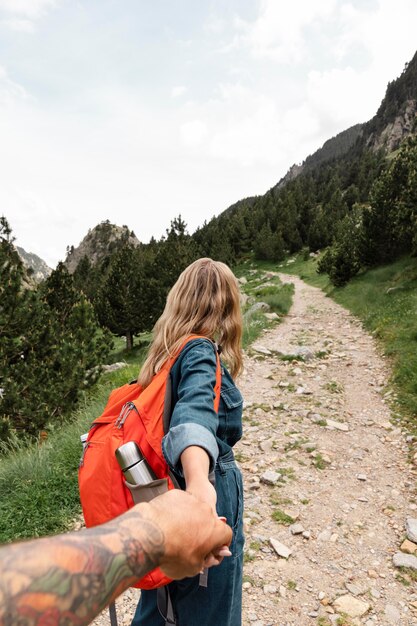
left=324, top=381, right=344, bottom=394
left=254, top=283, right=294, bottom=315
left=312, top=453, right=329, bottom=470
left=0, top=351, right=146, bottom=543
left=271, top=508, right=296, bottom=525
left=283, top=252, right=417, bottom=435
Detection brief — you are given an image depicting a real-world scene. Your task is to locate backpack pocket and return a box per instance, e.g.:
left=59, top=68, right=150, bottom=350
left=125, top=478, right=169, bottom=504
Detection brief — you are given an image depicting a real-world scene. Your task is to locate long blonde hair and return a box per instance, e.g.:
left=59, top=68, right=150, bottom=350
left=139, top=258, right=243, bottom=387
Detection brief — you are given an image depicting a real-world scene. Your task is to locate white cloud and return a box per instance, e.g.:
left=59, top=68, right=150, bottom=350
left=0, top=0, right=57, bottom=17
left=0, top=18, right=34, bottom=32
left=180, top=119, right=209, bottom=147
left=307, top=67, right=373, bottom=127
left=0, top=64, right=30, bottom=106
left=171, top=85, right=187, bottom=98
left=234, top=0, right=337, bottom=63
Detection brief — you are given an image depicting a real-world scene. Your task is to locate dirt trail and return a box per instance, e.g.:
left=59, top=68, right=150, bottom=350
left=239, top=274, right=417, bottom=626
left=93, top=274, right=417, bottom=626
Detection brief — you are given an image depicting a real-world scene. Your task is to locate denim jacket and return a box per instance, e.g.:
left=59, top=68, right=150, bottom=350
left=162, top=338, right=243, bottom=476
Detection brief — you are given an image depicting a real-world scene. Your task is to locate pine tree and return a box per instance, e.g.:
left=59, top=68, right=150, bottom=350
left=95, top=245, right=146, bottom=350
left=0, top=232, right=110, bottom=444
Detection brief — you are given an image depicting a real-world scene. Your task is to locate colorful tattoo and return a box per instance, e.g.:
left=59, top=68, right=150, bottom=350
left=0, top=508, right=165, bottom=626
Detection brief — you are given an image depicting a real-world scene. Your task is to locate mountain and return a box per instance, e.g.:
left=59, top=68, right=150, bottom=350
left=16, top=246, right=52, bottom=283
left=275, top=124, right=364, bottom=190
left=276, top=51, right=417, bottom=190
left=64, top=220, right=140, bottom=273
left=365, top=52, right=417, bottom=151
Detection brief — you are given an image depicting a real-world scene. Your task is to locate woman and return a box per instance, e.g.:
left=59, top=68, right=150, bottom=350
left=131, top=257, right=244, bottom=626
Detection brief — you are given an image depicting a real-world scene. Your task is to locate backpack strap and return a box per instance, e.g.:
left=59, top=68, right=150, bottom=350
left=162, top=337, right=222, bottom=435
left=157, top=586, right=177, bottom=625
left=108, top=601, right=118, bottom=626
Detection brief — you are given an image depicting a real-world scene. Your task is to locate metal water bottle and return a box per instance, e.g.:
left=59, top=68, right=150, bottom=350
left=115, top=441, right=156, bottom=485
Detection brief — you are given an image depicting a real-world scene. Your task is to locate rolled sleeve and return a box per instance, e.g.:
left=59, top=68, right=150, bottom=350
left=162, top=341, right=220, bottom=474
left=162, top=423, right=219, bottom=474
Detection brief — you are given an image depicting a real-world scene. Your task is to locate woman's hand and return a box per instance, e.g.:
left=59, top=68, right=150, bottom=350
left=185, top=475, right=217, bottom=512
left=180, top=445, right=216, bottom=512
left=180, top=446, right=232, bottom=565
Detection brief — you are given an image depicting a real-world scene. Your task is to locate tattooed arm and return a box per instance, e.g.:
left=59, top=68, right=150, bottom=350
left=0, top=490, right=232, bottom=626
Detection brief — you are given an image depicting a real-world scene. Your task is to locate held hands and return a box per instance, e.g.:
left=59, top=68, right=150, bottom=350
left=145, top=490, right=232, bottom=579
left=180, top=445, right=232, bottom=566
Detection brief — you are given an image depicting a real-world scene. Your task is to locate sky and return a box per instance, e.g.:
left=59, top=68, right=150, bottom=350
left=1, top=0, right=417, bottom=267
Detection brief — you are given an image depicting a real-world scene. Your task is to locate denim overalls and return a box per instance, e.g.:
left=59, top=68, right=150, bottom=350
left=131, top=338, right=245, bottom=626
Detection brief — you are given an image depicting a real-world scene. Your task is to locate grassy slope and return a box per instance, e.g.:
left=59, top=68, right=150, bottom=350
left=0, top=343, right=147, bottom=542
left=0, top=272, right=293, bottom=543
left=280, top=252, right=417, bottom=435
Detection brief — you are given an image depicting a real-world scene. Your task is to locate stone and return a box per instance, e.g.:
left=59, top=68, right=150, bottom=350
left=400, top=539, right=417, bottom=554
left=102, top=362, right=127, bottom=373
left=289, top=523, right=305, bottom=535
left=357, top=474, right=367, bottom=481
left=406, top=517, right=417, bottom=543
left=344, top=583, right=363, bottom=596
left=264, top=312, right=279, bottom=320
left=326, top=419, right=349, bottom=432
left=293, top=346, right=314, bottom=361
left=260, top=470, right=281, bottom=485
left=253, top=345, right=272, bottom=356
left=384, top=604, right=401, bottom=624
left=333, top=594, right=370, bottom=618
left=259, top=439, right=274, bottom=453
left=245, top=302, right=270, bottom=318
left=296, top=386, right=312, bottom=395
left=317, top=529, right=332, bottom=542
left=393, top=551, right=417, bottom=570
left=263, top=584, right=277, bottom=594
left=270, top=538, right=292, bottom=559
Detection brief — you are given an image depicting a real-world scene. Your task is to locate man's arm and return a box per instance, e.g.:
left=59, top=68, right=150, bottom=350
left=0, top=490, right=232, bottom=626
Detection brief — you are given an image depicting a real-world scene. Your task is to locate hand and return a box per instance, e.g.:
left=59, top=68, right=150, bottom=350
left=144, top=490, right=232, bottom=579
left=185, top=476, right=217, bottom=513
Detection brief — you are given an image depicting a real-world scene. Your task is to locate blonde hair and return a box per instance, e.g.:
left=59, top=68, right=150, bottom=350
left=139, top=258, right=243, bottom=387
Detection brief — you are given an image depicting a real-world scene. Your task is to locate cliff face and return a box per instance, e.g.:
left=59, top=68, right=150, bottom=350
left=16, top=246, right=52, bottom=283
left=64, top=221, right=140, bottom=273
left=367, top=99, right=417, bottom=152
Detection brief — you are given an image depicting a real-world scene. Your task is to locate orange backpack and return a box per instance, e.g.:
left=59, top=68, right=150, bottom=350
left=78, top=335, right=221, bottom=590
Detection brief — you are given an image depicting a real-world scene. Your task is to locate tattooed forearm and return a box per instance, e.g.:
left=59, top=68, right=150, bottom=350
left=0, top=506, right=165, bottom=626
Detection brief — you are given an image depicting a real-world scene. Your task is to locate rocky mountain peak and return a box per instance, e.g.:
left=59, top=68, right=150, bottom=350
left=16, top=246, right=52, bottom=283
left=64, top=220, right=140, bottom=273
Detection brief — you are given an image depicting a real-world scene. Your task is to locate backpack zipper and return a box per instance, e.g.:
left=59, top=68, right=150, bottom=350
left=116, top=401, right=138, bottom=429
left=79, top=402, right=138, bottom=467
left=79, top=441, right=90, bottom=467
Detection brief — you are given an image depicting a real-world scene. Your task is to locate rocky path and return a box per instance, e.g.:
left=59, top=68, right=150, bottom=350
left=93, top=274, right=417, bottom=626
left=239, top=274, right=417, bottom=626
